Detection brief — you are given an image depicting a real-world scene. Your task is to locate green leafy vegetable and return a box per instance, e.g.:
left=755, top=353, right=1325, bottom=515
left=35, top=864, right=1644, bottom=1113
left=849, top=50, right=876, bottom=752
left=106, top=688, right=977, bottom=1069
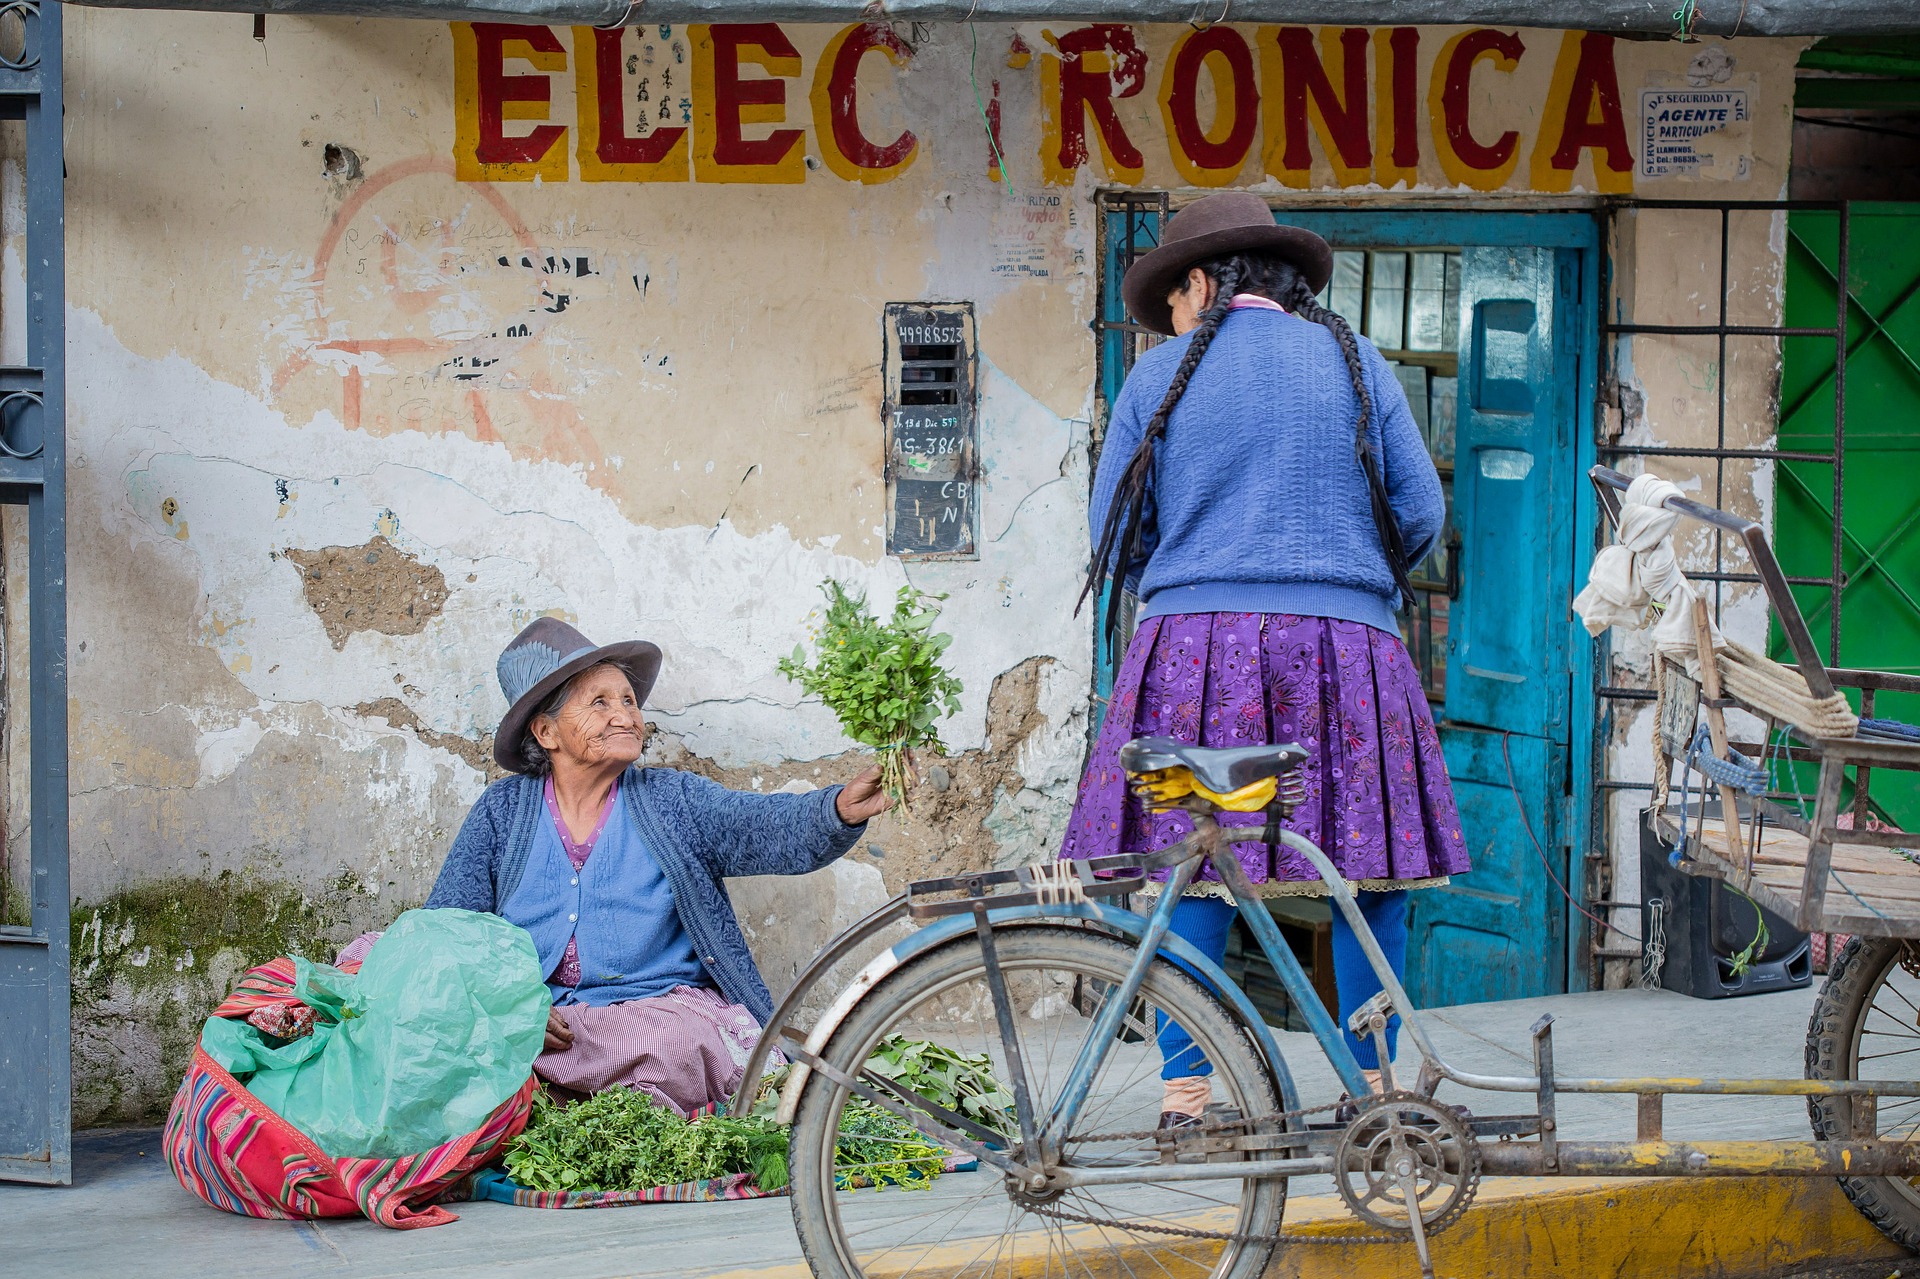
left=501, top=1037, right=1012, bottom=1195
left=867, top=1036, right=1018, bottom=1140
left=502, top=1086, right=791, bottom=1194
left=778, top=580, right=964, bottom=816
left=832, top=1100, right=947, bottom=1192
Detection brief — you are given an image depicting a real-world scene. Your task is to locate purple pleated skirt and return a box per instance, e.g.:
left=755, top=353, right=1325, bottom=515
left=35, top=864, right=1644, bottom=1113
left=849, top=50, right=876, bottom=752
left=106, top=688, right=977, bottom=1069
left=1059, top=612, right=1471, bottom=891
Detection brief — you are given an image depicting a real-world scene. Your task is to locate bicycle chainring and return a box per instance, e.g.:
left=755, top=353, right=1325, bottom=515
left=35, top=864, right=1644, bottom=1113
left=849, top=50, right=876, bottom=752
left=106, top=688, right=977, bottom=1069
left=1331, top=1092, right=1481, bottom=1235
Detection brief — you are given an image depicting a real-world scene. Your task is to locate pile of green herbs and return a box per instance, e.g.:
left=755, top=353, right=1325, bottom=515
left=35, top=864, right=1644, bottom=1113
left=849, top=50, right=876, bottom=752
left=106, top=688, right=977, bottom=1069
left=867, top=1035, right=1018, bottom=1141
left=779, top=581, right=964, bottom=816
left=500, top=1037, right=1018, bottom=1195
left=502, top=1086, right=793, bottom=1194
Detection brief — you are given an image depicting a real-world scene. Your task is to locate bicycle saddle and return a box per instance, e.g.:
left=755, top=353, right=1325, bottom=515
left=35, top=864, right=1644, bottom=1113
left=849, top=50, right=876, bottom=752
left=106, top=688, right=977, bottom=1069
left=1118, top=736, right=1309, bottom=796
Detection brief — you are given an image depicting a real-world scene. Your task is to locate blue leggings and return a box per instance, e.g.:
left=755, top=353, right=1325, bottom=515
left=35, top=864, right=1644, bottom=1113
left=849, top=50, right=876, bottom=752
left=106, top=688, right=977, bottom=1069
left=1156, top=891, right=1409, bottom=1080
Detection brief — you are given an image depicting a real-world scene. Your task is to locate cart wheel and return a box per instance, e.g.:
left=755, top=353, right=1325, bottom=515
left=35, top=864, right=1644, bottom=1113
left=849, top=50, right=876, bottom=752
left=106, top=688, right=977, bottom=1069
left=1806, top=935, right=1920, bottom=1251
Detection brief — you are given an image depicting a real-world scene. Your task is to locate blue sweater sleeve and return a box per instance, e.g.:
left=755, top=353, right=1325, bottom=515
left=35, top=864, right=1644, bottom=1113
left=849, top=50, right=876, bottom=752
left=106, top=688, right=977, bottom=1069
left=1364, top=343, right=1447, bottom=567
left=672, top=772, right=865, bottom=878
left=1088, top=363, right=1154, bottom=576
left=424, top=786, right=505, bottom=912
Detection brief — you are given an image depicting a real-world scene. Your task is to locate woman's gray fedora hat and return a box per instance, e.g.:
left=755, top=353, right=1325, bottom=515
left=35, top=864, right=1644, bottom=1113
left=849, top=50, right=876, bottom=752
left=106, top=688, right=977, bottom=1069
left=1121, top=191, right=1334, bottom=338
left=493, top=616, right=662, bottom=774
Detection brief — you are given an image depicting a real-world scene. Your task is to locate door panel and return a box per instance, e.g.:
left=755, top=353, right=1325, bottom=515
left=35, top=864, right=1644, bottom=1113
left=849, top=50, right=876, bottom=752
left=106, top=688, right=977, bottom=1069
left=1444, top=246, right=1568, bottom=736
left=1405, top=728, right=1567, bottom=1006
left=1410, top=244, right=1579, bottom=1006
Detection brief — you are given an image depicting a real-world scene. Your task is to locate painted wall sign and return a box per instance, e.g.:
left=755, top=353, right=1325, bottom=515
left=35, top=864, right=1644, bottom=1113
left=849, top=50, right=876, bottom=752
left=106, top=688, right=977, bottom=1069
left=1639, top=88, right=1750, bottom=179
left=448, top=22, right=1749, bottom=194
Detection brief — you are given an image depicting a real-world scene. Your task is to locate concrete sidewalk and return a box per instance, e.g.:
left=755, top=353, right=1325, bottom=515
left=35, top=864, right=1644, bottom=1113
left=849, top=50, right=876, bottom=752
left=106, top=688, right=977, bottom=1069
left=4, top=984, right=1903, bottom=1279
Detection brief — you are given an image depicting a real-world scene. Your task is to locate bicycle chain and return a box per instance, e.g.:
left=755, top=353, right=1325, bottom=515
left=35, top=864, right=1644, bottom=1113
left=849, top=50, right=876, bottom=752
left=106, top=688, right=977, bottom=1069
left=1062, top=1093, right=1346, bottom=1146
left=1037, top=1095, right=1410, bottom=1247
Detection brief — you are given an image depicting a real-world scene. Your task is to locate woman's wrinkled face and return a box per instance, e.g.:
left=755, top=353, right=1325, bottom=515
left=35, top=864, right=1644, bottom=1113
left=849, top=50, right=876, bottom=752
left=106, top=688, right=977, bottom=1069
left=532, top=664, right=645, bottom=771
left=1166, top=267, right=1214, bottom=336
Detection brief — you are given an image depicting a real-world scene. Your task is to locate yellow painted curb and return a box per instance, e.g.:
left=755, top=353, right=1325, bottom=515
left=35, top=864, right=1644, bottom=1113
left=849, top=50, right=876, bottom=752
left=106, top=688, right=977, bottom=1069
left=699, top=1176, right=1908, bottom=1279
left=1268, top=1175, right=1908, bottom=1278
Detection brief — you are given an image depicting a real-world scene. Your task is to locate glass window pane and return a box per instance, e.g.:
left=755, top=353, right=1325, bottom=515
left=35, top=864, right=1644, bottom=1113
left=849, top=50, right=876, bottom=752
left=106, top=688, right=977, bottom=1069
left=1367, top=252, right=1407, bottom=350
left=1429, top=375, right=1458, bottom=465
left=1327, top=251, right=1366, bottom=331
left=1407, top=252, right=1448, bottom=351
left=1389, top=361, right=1429, bottom=436
left=1442, top=253, right=1462, bottom=351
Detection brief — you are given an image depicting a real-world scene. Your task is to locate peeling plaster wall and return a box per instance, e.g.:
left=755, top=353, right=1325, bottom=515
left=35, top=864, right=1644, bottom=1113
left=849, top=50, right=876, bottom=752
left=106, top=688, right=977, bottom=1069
left=52, top=10, right=1806, bottom=1115
left=60, top=11, right=1101, bottom=1123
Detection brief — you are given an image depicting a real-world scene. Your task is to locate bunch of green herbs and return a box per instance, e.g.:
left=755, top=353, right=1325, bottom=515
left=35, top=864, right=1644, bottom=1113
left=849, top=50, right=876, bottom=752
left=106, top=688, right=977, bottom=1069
left=867, top=1035, right=1017, bottom=1140
left=831, top=1100, right=948, bottom=1192
left=502, top=1085, right=791, bottom=1193
left=779, top=581, right=963, bottom=816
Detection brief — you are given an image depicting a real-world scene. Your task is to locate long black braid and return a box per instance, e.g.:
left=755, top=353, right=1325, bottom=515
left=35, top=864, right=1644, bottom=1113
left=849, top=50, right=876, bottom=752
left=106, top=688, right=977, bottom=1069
left=1080, top=250, right=1418, bottom=648
left=1080, top=256, right=1244, bottom=646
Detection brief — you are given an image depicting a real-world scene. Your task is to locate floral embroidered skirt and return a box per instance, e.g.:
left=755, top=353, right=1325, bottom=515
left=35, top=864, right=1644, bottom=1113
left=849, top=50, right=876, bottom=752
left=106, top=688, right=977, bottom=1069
left=1059, top=612, right=1472, bottom=895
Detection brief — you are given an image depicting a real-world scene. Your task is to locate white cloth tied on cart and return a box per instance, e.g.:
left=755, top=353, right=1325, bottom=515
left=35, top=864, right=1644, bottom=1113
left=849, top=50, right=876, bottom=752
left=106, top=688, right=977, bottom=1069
left=1572, top=474, right=1724, bottom=656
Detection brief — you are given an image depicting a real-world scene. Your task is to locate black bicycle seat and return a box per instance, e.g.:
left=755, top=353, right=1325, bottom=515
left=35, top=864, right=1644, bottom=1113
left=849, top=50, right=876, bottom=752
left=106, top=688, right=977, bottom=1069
left=1118, top=737, right=1309, bottom=796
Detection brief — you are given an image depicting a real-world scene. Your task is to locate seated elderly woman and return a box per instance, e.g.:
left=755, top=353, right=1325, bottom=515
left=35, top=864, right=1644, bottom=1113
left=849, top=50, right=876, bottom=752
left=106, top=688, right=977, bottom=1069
left=420, top=616, right=890, bottom=1117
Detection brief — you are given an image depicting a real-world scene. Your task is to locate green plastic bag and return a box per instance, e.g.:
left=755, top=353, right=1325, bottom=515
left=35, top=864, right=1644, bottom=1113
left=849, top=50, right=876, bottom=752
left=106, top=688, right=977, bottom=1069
left=200, top=908, right=548, bottom=1158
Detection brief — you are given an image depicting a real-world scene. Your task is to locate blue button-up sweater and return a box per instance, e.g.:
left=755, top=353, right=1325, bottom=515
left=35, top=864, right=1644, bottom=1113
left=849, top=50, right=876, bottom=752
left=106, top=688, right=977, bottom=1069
left=1094, top=306, right=1447, bottom=633
left=424, top=767, right=863, bottom=1023
left=505, top=785, right=711, bottom=1007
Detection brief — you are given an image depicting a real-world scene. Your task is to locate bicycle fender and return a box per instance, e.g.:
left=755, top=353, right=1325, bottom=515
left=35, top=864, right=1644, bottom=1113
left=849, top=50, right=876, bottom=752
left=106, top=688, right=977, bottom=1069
left=730, top=893, right=913, bottom=1118
left=776, top=902, right=1302, bottom=1125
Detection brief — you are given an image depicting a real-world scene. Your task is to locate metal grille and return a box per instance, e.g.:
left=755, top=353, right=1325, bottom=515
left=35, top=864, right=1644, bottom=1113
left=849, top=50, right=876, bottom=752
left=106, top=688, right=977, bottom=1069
left=1587, top=198, right=1852, bottom=975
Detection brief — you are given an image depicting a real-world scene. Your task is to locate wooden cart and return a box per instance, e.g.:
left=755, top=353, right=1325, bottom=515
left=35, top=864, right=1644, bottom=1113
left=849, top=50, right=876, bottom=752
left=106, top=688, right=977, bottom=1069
left=1591, top=465, right=1920, bottom=936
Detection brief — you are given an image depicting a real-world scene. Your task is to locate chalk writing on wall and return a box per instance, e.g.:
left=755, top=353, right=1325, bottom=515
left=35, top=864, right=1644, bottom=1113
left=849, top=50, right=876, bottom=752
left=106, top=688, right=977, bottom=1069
left=451, top=23, right=1657, bottom=192
left=884, top=303, right=978, bottom=560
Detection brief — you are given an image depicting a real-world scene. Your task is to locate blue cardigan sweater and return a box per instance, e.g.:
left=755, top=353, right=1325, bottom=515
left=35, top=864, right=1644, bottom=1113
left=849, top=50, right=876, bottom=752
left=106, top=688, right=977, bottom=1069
left=1093, top=306, right=1447, bottom=632
left=425, top=767, right=864, bottom=1023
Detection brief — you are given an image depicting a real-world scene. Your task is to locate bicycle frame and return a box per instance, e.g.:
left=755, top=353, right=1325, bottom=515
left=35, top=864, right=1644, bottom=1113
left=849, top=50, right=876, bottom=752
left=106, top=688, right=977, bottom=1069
left=740, top=809, right=1920, bottom=1188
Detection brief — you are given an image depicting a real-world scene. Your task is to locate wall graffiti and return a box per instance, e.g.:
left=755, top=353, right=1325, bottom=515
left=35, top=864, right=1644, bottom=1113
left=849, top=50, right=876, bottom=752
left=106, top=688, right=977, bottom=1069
left=451, top=21, right=1647, bottom=192
left=272, top=155, right=610, bottom=471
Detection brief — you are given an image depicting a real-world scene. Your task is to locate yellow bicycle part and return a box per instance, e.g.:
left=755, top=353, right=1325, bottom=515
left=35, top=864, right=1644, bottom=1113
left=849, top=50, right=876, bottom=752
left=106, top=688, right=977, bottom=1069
left=1128, top=767, right=1278, bottom=813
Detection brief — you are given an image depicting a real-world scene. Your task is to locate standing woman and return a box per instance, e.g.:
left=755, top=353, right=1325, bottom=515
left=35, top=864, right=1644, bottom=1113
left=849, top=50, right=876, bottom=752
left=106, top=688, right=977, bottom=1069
left=1059, top=192, right=1471, bottom=1127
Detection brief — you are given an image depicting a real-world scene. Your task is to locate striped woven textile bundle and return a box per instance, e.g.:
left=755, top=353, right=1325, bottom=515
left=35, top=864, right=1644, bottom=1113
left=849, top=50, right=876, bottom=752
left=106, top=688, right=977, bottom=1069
left=162, top=955, right=537, bottom=1229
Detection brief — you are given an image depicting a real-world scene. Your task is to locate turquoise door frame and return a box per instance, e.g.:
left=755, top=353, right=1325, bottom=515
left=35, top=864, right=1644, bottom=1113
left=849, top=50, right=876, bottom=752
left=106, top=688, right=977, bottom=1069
left=1094, top=204, right=1601, bottom=1001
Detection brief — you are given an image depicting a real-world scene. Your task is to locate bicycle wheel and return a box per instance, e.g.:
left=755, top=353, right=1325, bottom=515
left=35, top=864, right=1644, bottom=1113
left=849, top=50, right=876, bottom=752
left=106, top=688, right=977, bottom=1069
left=789, top=924, right=1286, bottom=1279
left=1807, top=936, right=1920, bottom=1248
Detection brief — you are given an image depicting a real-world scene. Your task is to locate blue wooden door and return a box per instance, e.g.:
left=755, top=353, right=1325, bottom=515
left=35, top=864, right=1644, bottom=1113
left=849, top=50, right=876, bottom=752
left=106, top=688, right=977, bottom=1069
left=1094, top=207, right=1593, bottom=1008
left=1410, top=244, right=1582, bottom=1005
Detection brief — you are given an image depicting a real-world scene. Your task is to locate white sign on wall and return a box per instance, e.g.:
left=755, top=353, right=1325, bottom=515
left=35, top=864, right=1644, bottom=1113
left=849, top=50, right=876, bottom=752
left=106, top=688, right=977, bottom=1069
left=1640, top=89, right=1751, bottom=179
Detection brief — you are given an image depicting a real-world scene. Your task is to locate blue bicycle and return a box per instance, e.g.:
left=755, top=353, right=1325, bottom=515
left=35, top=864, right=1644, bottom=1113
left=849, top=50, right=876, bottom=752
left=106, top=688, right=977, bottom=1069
left=734, top=730, right=1920, bottom=1279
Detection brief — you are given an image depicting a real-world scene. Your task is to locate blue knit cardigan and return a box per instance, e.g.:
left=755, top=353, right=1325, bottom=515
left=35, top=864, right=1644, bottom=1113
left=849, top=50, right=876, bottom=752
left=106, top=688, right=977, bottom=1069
left=424, top=767, right=864, bottom=1023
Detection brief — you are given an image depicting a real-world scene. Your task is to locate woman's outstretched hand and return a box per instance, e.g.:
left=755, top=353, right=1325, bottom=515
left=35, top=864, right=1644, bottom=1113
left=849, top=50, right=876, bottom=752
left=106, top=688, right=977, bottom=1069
left=835, top=763, right=896, bottom=825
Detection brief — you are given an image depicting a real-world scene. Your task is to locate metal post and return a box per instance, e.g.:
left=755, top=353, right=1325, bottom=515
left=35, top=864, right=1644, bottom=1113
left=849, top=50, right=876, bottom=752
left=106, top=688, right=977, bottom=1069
left=0, top=0, right=70, bottom=1186
left=1832, top=201, right=1848, bottom=664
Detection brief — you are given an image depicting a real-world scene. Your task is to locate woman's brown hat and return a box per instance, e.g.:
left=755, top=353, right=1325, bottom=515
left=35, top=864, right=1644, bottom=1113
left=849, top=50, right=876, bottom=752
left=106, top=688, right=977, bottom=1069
left=1122, top=192, right=1334, bottom=337
left=493, top=616, right=662, bottom=774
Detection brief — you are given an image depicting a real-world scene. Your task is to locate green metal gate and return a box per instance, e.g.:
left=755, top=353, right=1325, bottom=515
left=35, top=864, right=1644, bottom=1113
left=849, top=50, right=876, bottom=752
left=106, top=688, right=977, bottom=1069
left=1775, top=204, right=1920, bottom=829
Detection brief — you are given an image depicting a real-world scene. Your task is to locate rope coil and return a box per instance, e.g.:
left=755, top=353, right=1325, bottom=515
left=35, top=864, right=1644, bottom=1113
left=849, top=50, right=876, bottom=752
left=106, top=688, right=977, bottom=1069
left=1027, top=861, right=1089, bottom=907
